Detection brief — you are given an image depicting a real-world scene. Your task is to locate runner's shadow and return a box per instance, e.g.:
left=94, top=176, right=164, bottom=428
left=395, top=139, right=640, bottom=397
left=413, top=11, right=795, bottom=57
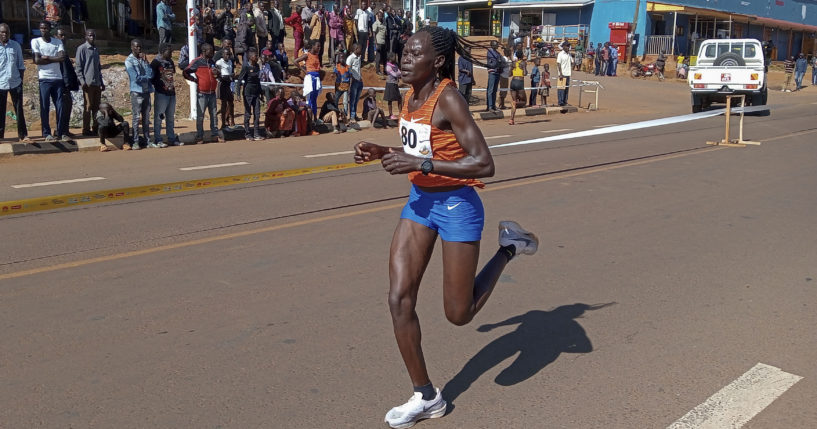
left=442, top=302, right=615, bottom=407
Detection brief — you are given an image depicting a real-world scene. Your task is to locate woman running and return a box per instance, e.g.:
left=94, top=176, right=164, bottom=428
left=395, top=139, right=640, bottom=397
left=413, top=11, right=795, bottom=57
left=508, top=56, right=527, bottom=125
left=353, top=26, right=539, bottom=429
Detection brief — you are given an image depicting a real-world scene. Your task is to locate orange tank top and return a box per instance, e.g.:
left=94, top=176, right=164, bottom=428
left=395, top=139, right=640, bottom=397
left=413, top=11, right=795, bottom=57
left=306, top=53, right=320, bottom=73
left=399, top=79, right=484, bottom=189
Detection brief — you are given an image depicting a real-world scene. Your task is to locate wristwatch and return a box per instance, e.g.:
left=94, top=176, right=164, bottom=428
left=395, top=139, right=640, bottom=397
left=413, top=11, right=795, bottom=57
left=420, top=159, right=434, bottom=175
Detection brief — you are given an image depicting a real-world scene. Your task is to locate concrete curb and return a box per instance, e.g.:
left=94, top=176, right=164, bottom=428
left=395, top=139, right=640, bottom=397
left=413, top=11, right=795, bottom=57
left=0, top=105, right=578, bottom=157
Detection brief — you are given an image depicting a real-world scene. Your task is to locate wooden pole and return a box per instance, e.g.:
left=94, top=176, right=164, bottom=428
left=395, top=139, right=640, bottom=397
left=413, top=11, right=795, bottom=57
left=627, top=0, right=641, bottom=63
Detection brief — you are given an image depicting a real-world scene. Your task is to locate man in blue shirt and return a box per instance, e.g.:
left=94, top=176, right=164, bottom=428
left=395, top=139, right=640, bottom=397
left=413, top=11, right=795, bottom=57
left=485, top=40, right=501, bottom=112
left=794, top=53, right=807, bottom=91
left=156, top=0, right=175, bottom=44
left=607, top=44, right=618, bottom=76
left=0, top=23, right=31, bottom=142
left=125, top=39, right=154, bottom=149
left=457, top=46, right=473, bottom=105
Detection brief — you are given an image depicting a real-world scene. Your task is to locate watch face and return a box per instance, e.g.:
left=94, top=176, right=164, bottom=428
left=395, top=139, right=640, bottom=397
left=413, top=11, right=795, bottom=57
left=421, top=159, right=433, bottom=175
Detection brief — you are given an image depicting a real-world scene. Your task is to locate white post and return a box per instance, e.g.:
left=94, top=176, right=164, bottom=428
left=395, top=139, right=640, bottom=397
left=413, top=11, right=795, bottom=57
left=671, top=11, right=676, bottom=55
left=411, top=0, right=417, bottom=31
left=187, top=0, right=198, bottom=119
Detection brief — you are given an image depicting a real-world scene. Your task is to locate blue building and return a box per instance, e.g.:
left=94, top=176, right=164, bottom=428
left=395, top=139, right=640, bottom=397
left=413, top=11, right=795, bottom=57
left=590, top=0, right=817, bottom=60
left=427, top=0, right=817, bottom=61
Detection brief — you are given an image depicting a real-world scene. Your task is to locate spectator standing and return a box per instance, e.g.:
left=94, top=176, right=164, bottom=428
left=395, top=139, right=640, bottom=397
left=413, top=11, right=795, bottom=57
left=269, top=0, right=284, bottom=48
left=655, top=51, right=666, bottom=80
left=384, top=52, right=401, bottom=119
left=0, top=23, right=31, bottom=143
left=309, top=6, right=325, bottom=63
left=600, top=42, right=609, bottom=76
left=76, top=29, right=104, bottom=137
left=528, top=57, right=540, bottom=106
left=556, top=41, right=572, bottom=106
left=328, top=2, right=344, bottom=62
left=485, top=40, right=501, bottom=112
left=184, top=43, right=223, bottom=144
left=457, top=46, right=473, bottom=105
left=539, top=63, right=551, bottom=106
left=782, top=56, right=795, bottom=92
left=216, top=47, right=237, bottom=130
left=812, top=55, right=817, bottom=86
left=56, top=28, right=79, bottom=140
left=32, top=21, right=68, bottom=142
left=346, top=42, right=363, bottom=122
left=156, top=0, right=175, bottom=44
left=125, top=39, right=153, bottom=149
left=607, top=43, right=618, bottom=76
left=334, top=52, right=351, bottom=118
left=202, top=1, right=217, bottom=46
left=386, top=6, right=400, bottom=56
left=498, top=47, right=511, bottom=109
left=354, top=0, right=371, bottom=64
left=301, top=0, right=315, bottom=42
left=285, top=6, right=304, bottom=58
left=372, top=11, right=387, bottom=75
left=342, top=0, right=357, bottom=52
left=365, top=2, right=375, bottom=63
left=150, top=43, right=178, bottom=147
left=794, top=53, right=807, bottom=90
left=217, top=1, right=235, bottom=43
left=295, top=42, right=323, bottom=118
left=254, top=1, right=269, bottom=53
left=238, top=47, right=263, bottom=140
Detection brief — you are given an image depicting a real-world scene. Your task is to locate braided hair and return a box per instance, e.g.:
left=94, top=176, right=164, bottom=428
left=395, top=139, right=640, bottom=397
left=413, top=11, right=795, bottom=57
left=415, top=26, right=489, bottom=82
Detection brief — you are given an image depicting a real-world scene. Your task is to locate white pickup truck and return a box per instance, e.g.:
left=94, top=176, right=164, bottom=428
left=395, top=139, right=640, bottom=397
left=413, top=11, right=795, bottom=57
left=688, top=38, right=768, bottom=114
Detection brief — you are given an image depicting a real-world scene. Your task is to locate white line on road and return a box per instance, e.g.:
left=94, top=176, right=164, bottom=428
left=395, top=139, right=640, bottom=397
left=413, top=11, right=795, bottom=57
left=594, top=124, right=619, bottom=128
left=485, top=135, right=513, bottom=139
left=179, top=162, right=250, bottom=171
left=11, top=177, right=107, bottom=189
left=667, top=363, right=802, bottom=429
left=541, top=128, right=573, bottom=133
left=304, top=150, right=355, bottom=158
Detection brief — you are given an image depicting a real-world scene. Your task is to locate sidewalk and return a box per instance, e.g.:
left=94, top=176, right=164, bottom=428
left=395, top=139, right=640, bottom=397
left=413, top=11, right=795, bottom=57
left=0, top=103, right=579, bottom=157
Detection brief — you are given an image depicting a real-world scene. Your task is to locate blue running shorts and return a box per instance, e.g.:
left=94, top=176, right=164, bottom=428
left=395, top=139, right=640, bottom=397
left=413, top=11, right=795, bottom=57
left=401, top=184, right=485, bottom=242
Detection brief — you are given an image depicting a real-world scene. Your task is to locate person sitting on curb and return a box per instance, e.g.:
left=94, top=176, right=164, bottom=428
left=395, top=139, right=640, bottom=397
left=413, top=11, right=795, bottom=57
left=97, top=102, right=132, bottom=151
left=362, top=87, right=387, bottom=128
left=319, top=92, right=344, bottom=134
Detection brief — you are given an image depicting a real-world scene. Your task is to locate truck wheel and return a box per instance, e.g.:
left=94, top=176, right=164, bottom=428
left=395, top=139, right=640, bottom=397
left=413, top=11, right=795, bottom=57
left=692, top=104, right=702, bottom=113
left=759, top=87, right=770, bottom=116
left=713, top=52, right=745, bottom=67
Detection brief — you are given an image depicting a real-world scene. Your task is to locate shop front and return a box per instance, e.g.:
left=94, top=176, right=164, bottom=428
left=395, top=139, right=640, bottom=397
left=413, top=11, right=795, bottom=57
left=427, top=0, right=506, bottom=38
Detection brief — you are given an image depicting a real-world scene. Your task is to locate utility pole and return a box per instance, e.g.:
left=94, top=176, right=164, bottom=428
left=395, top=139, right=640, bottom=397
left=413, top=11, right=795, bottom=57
left=627, top=0, right=641, bottom=63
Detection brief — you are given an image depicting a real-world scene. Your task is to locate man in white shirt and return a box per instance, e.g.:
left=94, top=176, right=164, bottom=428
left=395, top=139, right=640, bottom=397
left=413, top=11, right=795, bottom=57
left=31, top=21, right=68, bottom=142
left=354, top=0, right=371, bottom=64
left=556, top=41, right=572, bottom=106
left=345, top=43, right=363, bottom=122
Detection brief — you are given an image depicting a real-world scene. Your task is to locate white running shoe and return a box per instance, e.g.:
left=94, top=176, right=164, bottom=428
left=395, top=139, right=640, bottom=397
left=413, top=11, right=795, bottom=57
left=384, top=388, right=447, bottom=429
left=498, top=221, right=539, bottom=256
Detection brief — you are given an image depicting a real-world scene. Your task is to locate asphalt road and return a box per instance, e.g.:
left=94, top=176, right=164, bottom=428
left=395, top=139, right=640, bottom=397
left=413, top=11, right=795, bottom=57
left=1, top=78, right=815, bottom=428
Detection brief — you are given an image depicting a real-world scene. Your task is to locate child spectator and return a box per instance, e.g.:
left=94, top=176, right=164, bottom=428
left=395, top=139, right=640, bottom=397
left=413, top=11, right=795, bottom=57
left=539, top=63, right=551, bottom=106
left=362, top=88, right=386, bottom=128
left=275, top=42, right=289, bottom=70
left=295, top=41, right=322, bottom=118
left=383, top=52, right=402, bottom=120
left=529, top=57, right=540, bottom=107
left=96, top=102, right=132, bottom=151
left=216, top=47, right=236, bottom=130
left=319, top=92, right=344, bottom=133
left=333, top=51, right=351, bottom=118
left=238, top=47, right=263, bottom=140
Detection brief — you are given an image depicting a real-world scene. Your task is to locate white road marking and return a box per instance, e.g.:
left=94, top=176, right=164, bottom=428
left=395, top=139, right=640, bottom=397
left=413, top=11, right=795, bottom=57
left=11, top=177, right=106, bottom=189
left=594, top=124, right=619, bottom=127
left=541, top=128, right=573, bottom=133
left=304, top=150, right=355, bottom=158
left=485, top=135, right=513, bottom=139
left=667, top=363, right=802, bottom=429
left=179, top=162, right=250, bottom=171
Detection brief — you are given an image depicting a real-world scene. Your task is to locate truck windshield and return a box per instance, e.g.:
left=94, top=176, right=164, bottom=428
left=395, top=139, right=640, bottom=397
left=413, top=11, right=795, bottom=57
left=704, top=42, right=758, bottom=59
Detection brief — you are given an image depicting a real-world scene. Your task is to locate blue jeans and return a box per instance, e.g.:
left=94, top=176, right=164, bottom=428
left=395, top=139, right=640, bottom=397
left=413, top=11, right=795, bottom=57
left=812, top=68, right=817, bottom=85
left=608, top=59, right=618, bottom=76
left=196, top=92, right=218, bottom=139
left=557, top=76, right=570, bottom=106
left=486, top=73, right=500, bottom=110
left=794, top=71, right=805, bottom=89
left=153, top=93, right=176, bottom=143
left=39, top=79, right=65, bottom=138
left=130, top=91, right=151, bottom=142
left=348, top=79, right=363, bottom=120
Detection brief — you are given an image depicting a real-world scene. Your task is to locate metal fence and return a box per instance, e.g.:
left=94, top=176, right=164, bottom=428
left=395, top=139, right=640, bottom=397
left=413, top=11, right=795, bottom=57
left=646, top=35, right=674, bottom=55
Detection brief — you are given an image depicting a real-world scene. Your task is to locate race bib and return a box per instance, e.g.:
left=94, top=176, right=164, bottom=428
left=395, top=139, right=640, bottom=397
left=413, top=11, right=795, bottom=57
left=399, top=117, right=433, bottom=159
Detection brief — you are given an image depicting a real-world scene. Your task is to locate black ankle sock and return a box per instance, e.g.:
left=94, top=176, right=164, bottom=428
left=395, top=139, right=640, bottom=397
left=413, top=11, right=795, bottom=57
left=414, top=383, right=435, bottom=401
left=500, top=244, right=516, bottom=261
